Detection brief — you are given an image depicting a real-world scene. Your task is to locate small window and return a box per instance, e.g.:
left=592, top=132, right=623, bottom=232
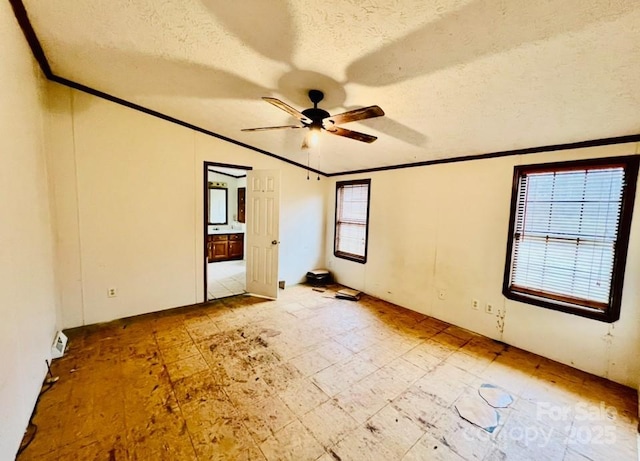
left=334, top=179, right=371, bottom=263
left=503, top=156, right=639, bottom=322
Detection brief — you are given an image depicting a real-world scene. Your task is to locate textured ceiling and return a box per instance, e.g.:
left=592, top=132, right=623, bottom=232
left=22, top=0, right=640, bottom=174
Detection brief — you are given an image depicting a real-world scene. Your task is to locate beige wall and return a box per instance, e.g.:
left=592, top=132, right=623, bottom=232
left=0, top=3, right=59, bottom=458
left=46, top=86, right=327, bottom=327
left=326, top=143, right=640, bottom=388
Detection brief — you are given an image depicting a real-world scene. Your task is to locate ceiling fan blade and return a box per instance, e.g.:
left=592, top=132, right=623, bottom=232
left=241, top=125, right=304, bottom=132
left=263, top=97, right=311, bottom=123
left=325, top=105, right=385, bottom=126
left=326, top=126, right=378, bottom=143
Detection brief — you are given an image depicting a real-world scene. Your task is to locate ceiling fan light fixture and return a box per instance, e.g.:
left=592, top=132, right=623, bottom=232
left=301, top=127, right=320, bottom=150
left=308, top=126, right=321, bottom=147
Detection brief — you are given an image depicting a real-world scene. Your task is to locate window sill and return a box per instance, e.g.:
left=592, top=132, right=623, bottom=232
left=503, top=289, right=619, bottom=323
left=334, top=251, right=367, bottom=264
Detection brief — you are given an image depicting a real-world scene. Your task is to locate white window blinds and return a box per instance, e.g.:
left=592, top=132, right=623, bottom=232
left=510, top=165, right=626, bottom=309
left=335, top=181, right=370, bottom=261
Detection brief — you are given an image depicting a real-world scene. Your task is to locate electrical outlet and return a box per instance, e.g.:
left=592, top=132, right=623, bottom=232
left=438, top=289, right=447, bottom=300
left=485, top=303, right=495, bottom=314
left=108, top=287, right=117, bottom=298
left=472, top=299, right=480, bottom=310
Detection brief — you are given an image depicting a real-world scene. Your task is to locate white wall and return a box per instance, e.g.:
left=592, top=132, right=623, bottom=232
left=0, top=3, right=59, bottom=458
left=326, top=143, right=640, bottom=388
left=47, top=86, right=326, bottom=328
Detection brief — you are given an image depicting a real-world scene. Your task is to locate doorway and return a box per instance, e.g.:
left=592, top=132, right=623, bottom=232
left=203, top=162, right=251, bottom=301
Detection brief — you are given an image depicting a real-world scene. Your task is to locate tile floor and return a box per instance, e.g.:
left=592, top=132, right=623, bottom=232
left=18, top=285, right=637, bottom=460
left=207, top=260, right=246, bottom=300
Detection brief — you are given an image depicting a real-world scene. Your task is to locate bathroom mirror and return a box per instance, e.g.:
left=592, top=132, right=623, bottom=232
left=208, top=188, right=228, bottom=225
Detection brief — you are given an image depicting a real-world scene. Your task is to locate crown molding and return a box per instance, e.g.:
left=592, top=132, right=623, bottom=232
left=326, top=134, right=640, bottom=177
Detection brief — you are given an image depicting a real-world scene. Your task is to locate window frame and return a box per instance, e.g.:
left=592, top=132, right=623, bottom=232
left=502, top=155, right=639, bottom=323
left=334, top=179, right=372, bottom=264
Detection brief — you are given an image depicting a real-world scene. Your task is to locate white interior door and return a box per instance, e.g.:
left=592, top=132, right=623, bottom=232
left=246, top=170, right=280, bottom=299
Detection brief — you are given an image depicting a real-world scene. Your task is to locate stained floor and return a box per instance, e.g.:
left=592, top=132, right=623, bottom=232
left=18, top=285, right=638, bottom=460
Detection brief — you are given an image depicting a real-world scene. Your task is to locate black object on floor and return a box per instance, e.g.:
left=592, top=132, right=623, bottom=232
left=306, top=269, right=332, bottom=286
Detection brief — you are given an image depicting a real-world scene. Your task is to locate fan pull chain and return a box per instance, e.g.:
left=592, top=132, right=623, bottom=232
left=317, top=153, right=321, bottom=180
left=307, top=151, right=310, bottom=180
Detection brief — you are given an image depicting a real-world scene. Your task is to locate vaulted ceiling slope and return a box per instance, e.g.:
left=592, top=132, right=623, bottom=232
left=17, top=0, right=640, bottom=175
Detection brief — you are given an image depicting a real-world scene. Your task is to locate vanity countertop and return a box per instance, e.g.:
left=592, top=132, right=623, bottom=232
left=208, top=228, right=244, bottom=235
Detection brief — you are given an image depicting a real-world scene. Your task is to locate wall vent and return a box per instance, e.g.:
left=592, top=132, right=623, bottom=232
left=51, top=331, right=68, bottom=359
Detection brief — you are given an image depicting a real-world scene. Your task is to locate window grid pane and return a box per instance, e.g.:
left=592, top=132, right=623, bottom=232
left=336, top=222, right=366, bottom=257
left=510, top=167, right=625, bottom=308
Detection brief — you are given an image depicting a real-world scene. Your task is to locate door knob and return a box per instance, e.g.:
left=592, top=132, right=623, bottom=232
left=271, top=240, right=279, bottom=245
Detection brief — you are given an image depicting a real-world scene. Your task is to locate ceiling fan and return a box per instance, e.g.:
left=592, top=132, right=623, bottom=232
left=242, top=90, right=385, bottom=149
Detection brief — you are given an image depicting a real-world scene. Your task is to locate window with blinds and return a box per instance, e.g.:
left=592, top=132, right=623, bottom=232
left=503, top=156, right=639, bottom=322
left=334, top=179, right=371, bottom=263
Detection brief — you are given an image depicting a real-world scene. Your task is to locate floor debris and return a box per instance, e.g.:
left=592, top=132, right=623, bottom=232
left=335, top=288, right=361, bottom=301
left=454, top=383, right=513, bottom=433
left=454, top=395, right=500, bottom=433
left=478, top=383, right=513, bottom=408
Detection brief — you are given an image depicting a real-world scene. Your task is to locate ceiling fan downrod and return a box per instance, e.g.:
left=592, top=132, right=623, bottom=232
left=308, top=89, right=324, bottom=109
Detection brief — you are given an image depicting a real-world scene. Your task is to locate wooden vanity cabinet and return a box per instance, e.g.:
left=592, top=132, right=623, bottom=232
left=228, top=233, right=243, bottom=259
left=207, top=233, right=244, bottom=262
left=237, top=187, right=246, bottom=223
left=212, top=235, right=229, bottom=260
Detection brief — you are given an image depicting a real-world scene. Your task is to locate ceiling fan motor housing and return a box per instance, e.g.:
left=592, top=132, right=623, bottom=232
left=302, top=108, right=330, bottom=128
left=303, top=90, right=329, bottom=129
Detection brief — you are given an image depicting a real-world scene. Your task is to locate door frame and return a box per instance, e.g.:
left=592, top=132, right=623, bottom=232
left=203, top=161, right=253, bottom=302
